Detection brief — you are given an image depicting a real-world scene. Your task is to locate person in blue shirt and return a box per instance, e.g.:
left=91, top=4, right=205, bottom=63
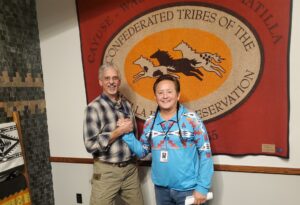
left=121, top=74, right=214, bottom=205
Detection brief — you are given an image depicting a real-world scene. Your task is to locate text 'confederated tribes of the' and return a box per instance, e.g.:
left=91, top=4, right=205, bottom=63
left=104, top=8, right=223, bottom=63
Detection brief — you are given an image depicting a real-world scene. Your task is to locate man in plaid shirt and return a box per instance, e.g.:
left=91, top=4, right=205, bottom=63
left=83, top=63, right=143, bottom=205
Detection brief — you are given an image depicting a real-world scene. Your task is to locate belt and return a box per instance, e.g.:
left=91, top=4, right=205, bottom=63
left=95, top=159, right=133, bottom=168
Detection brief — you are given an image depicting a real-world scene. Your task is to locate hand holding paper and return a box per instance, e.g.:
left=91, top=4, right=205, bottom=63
left=185, top=192, right=213, bottom=205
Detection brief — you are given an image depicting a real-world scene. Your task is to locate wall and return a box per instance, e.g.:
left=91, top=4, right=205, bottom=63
left=36, top=0, right=300, bottom=205
left=0, top=0, right=54, bottom=204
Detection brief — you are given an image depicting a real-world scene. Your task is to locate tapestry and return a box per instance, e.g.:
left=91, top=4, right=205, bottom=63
left=0, top=122, right=24, bottom=178
left=76, top=0, right=291, bottom=157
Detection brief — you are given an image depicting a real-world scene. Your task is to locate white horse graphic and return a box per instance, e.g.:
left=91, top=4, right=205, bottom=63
left=133, top=56, right=178, bottom=83
left=173, top=41, right=226, bottom=77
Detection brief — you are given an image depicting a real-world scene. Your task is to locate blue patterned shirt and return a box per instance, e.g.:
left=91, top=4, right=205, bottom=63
left=123, top=105, right=214, bottom=195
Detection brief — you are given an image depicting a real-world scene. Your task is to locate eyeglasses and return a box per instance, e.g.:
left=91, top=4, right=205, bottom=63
left=103, top=76, right=120, bottom=82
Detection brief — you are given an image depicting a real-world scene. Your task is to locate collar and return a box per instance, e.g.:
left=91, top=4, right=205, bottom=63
left=101, top=92, right=121, bottom=104
left=155, top=104, right=185, bottom=125
left=100, top=93, right=124, bottom=111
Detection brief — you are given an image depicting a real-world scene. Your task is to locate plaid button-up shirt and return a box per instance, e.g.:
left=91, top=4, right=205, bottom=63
left=83, top=93, right=136, bottom=163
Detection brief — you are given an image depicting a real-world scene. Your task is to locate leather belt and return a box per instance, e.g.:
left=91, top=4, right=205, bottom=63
left=95, top=159, right=133, bottom=168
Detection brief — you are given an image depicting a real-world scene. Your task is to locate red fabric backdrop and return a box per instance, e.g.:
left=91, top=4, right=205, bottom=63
left=76, top=0, right=291, bottom=158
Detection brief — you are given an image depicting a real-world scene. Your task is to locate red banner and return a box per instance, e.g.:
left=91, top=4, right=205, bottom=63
left=76, top=0, right=291, bottom=157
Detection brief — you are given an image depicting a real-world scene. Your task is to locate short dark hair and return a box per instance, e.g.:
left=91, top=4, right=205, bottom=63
left=153, top=74, right=180, bottom=93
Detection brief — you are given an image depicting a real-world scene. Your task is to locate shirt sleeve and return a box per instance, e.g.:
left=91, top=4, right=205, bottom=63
left=122, top=132, right=146, bottom=158
left=193, top=115, right=214, bottom=195
left=83, top=106, right=111, bottom=153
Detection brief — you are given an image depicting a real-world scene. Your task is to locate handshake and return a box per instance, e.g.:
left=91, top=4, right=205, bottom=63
left=117, top=118, right=133, bottom=134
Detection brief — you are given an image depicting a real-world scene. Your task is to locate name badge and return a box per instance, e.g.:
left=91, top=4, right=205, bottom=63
left=160, top=150, right=168, bottom=162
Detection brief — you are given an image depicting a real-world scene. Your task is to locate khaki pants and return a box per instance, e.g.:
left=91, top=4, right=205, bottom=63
left=90, top=160, right=144, bottom=205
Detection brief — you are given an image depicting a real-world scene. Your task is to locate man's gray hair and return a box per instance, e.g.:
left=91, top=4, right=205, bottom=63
left=98, top=62, right=121, bottom=80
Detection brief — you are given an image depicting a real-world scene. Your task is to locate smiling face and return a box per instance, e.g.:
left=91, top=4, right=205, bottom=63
left=99, top=67, right=121, bottom=100
left=154, top=79, right=180, bottom=113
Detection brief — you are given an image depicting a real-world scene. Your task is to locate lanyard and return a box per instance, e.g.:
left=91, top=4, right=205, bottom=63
left=148, top=107, right=185, bottom=147
left=160, top=120, right=176, bottom=141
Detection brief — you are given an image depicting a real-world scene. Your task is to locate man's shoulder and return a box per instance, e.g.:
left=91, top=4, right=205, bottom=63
left=145, top=113, right=155, bottom=122
left=87, top=95, right=102, bottom=108
left=180, top=105, right=201, bottom=120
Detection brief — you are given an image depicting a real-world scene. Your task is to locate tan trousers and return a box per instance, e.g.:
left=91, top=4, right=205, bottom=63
left=90, top=160, right=144, bottom=205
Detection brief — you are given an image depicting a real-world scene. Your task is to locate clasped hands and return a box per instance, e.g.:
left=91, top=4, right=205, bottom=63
left=117, top=118, right=133, bottom=135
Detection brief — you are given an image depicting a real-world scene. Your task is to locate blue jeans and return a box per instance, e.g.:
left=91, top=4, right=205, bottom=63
left=155, top=185, right=194, bottom=205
